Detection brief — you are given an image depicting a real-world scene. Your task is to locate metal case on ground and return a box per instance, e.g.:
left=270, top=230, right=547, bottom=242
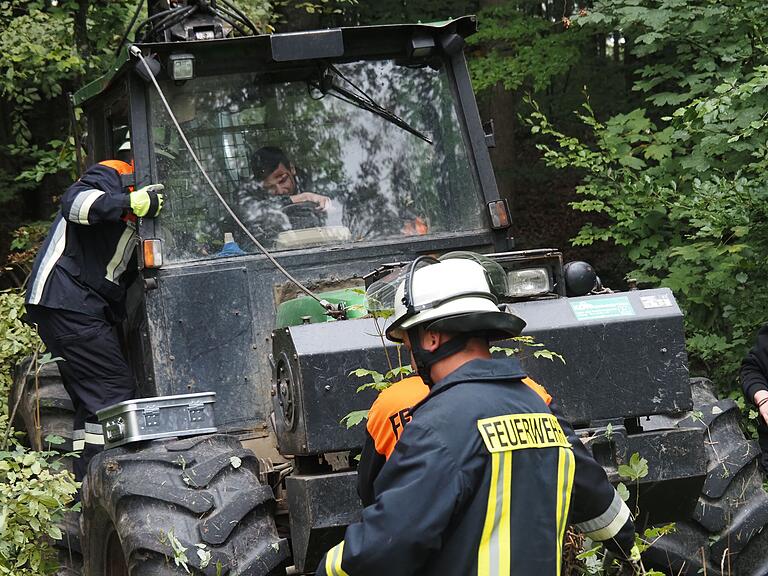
left=97, top=392, right=217, bottom=449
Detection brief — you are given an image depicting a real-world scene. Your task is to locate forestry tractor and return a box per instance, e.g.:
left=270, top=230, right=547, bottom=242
left=11, top=1, right=768, bottom=574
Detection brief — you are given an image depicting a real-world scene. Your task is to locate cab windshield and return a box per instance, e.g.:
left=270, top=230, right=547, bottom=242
left=151, top=58, right=486, bottom=263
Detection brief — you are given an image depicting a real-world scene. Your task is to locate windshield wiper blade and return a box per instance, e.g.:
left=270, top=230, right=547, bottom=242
left=320, top=67, right=433, bottom=145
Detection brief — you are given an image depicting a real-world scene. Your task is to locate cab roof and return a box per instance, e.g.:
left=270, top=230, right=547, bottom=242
left=73, top=16, right=477, bottom=107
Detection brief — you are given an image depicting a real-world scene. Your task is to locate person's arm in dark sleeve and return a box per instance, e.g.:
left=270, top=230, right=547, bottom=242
left=550, top=399, right=635, bottom=557
left=317, top=423, right=462, bottom=576
left=356, top=429, right=385, bottom=507
left=741, top=325, right=768, bottom=406
left=61, top=164, right=130, bottom=225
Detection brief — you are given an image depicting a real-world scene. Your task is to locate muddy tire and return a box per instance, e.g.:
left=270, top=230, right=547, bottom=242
left=82, top=434, right=290, bottom=575
left=10, top=357, right=75, bottom=455
left=643, top=377, right=768, bottom=576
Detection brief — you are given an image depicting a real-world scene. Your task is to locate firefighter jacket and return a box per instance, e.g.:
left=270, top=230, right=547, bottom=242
left=741, top=323, right=768, bottom=403
left=740, top=324, right=768, bottom=470
left=357, top=375, right=551, bottom=507
left=357, top=376, right=428, bottom=506
left=26, top=164, right=135, bottom=321
left=319, top=357, right=634, bottom=576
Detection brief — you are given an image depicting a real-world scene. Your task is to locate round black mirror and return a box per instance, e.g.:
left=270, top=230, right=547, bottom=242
left=563, top=261, right=597, bottom=297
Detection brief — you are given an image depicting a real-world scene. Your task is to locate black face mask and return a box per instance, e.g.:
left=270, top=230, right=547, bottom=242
left=406, top=326, right=470, bottom=387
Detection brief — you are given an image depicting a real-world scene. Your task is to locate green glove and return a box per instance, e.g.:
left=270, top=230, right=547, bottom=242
left=130, top=184, right=165, bottom=217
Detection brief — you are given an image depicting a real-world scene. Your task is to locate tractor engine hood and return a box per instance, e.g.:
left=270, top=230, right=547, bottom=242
left=272, top=287, right=694, bottom=456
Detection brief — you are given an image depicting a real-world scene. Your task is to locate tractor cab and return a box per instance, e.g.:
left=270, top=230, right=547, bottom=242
left=77, top=15, right=509, bottom=264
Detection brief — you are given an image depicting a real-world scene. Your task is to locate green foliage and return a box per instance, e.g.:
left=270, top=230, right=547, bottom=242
left=6, top=221, right=51, bottom=286
left=0, top=444, right=78, bottom=575
left=8, top=221, right=49, bottom=254
left=618, top=452, right=649, bottom=483
left=491, top=335, right=566, bottom=364
left=342, top=364, right=415, bottom=428
left=526, top=0, right=768, bottom=393
left=0, top=290, right=78, bottom=575
left=340, top=409, right=370, bottom=429
left=278, top=0, right=357, bottom=16
left=578, top=453, right=668, bottom=575
left=350, top=365, right=414, bottom=393
left=158, top=528, right=191, bottom=573
left=236, top=0, right=277, bottom=33
left=0, top=1, right=145, bottom=205
left=0, top=4, right=83, bottom=142
left=0, top=0, right=277, bottom=210
left=0, top=290, right=42, bottom=427
left=468, top=3, right=584, bottom=93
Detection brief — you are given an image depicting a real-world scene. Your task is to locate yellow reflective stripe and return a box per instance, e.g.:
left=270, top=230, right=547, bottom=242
left=555, top=447, right=576, bottom=575
left=325, top=546, right=334, bottom=575
left=325, top=541, right=348, bottom=576
left=334, top=541, right=349, bottom=576
left=478, top=452, right=500, bottom=576
left=498, top=449, right=512, bottom=574
left=478, top=451, right=512, bottom=575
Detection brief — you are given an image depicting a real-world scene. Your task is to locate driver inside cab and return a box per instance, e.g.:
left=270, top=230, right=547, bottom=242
left=253, top=146, right=331, bottom=211
left=235, top=146, right=335, bottom=248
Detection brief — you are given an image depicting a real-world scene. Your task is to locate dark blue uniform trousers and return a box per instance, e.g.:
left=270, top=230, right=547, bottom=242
left=26, top=305, right=136, bottom=481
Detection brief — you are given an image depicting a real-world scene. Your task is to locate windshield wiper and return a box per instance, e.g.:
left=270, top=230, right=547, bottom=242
left=318, top=65, right=433, bottom=145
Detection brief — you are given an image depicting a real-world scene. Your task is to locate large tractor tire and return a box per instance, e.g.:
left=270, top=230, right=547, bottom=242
left=82, top=434, right=291, bottom=575
left=10, top=356, right=75, bottom=455
left=643, top=378, right=768, bottom=576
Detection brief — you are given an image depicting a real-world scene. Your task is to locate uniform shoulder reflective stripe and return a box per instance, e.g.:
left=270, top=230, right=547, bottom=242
left=28, top=218, right=67, bottom=305
left=325, top=541, right=349, bottom=576
left=577, top=491, right=632, bottom=541
left=555, top=446, right=576, bottom=575
left=69, top=189, right=105, bottom=225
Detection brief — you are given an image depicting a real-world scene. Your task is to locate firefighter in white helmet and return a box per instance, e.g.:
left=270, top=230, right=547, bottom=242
left=318, top=255, right=636, bottom=576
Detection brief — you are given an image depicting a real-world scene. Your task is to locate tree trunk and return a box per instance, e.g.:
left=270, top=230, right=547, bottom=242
left=74, top=0, right=90, bottom=61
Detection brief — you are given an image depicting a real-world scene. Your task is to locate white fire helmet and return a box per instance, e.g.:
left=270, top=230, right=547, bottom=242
left=380, top=256, right=525, bottom=343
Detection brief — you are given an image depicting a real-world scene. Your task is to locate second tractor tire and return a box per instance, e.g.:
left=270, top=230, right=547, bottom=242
left=82, top=434, right=290, bottom=575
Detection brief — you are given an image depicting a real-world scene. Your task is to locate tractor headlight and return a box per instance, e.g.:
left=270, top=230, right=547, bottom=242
left=506, top=268, right=551, bottom=297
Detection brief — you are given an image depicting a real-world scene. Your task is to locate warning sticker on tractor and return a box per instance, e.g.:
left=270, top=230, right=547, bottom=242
left=570, top=296, right=636, bottom=321
left=639, top=293, right=674, bottom=309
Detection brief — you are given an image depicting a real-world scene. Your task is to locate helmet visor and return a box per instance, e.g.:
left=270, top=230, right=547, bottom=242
left=364, top=272, right=401, bottom=319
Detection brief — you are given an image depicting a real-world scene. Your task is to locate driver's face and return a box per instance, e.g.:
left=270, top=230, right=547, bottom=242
left=262, top=162, right=297, bottom=196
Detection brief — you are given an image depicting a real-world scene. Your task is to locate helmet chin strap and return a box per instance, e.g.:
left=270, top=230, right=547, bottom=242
left=407, top=326, right=470, bottom=387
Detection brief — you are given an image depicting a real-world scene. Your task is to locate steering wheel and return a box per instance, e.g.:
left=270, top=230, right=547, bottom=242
left=281, top=201, right=325, bottom=229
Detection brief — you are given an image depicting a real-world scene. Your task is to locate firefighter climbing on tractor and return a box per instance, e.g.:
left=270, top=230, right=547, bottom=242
left=24, top=160, right=164, bottom=482
left=320, top=254, right=636, bottom=576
